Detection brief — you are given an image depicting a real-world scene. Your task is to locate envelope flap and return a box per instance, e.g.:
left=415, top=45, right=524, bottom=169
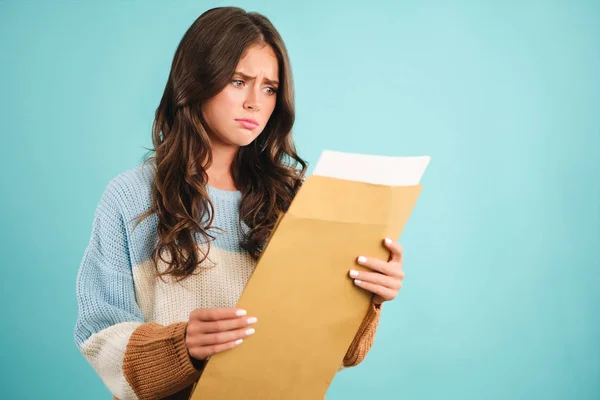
left=288, top=175, right=423, bottom=226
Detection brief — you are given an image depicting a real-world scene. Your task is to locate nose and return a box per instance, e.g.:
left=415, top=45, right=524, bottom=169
left=243, top=86, right=262, bottom=112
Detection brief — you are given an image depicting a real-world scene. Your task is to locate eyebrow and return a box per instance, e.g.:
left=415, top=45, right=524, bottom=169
left=233, top=71, right=279, bottom=87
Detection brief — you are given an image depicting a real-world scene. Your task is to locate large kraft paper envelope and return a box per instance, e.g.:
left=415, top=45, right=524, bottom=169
left=192, top=150, right=430, bottom=399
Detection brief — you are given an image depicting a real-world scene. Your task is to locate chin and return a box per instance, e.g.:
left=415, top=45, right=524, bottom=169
left=221, top=136, right=255, bottom=148
left=236, top=138, right=256, bottom=147
left=230, top=130, right=261, bottom=147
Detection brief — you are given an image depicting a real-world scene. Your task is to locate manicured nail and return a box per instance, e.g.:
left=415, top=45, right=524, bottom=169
left=385, top=238, right=393, bottom=245
left=245, top=328, right=256, bottom=336
left=354, top=280, right=362, bottom=285
left=349, top=270, right=359, bottom=278
left=247, top=317, right=258, bottom=324
left=236, top=309, right=247, bottom=316
left=235, top=339, right=244, bottom=345
left=357, top=256, right=367, bottom=264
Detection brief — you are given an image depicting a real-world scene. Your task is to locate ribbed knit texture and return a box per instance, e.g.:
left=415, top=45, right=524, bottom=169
left=123, top=322, right=201, bottom=400
left=74, top=161, right=381, bottom=400
left=343, top=303, right=381, bottom=367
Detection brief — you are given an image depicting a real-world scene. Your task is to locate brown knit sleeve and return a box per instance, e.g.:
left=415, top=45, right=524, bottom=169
left=342, top=302, right=382, bottom=367
left=122, top=321, right=204, bottom=400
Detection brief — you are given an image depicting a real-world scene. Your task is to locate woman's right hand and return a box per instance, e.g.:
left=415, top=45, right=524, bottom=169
left=185, top=308, right=257, bottom=362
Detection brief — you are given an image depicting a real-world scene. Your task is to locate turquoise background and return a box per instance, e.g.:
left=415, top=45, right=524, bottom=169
left=1, top=0, right=598, bottom=399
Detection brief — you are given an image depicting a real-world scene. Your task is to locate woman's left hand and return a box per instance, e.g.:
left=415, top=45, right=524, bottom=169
left=349, top=238, right=405, bottom=306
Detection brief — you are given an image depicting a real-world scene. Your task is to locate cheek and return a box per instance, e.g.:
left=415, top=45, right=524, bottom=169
left=261, top=97, right=278, bottom=121
left=219, top=86, right=246, bottom=109
left=201, top=101, right=217, bottom=129
left=203, top=88, right=240, bottom=118
left=202, top=106, right=226, bottom=138
left=202, top=97, right=234, bottom=130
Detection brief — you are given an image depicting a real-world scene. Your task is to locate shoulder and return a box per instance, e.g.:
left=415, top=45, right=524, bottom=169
left=100, top=161, right=155, bottom=219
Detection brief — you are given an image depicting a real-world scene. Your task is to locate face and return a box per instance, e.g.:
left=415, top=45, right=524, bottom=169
left=201, top=43, right=279, bottom=148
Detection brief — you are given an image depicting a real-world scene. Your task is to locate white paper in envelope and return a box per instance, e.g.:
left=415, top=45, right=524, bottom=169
left=312, top=150, right=430, bottom=185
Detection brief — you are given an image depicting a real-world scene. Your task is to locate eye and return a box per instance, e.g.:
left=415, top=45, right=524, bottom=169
left=232, top=80, right=244, bottom=87
left=265, top=87, right=278, bottom=95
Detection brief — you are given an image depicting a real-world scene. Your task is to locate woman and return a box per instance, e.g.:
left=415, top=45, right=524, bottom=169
left=74, top=6, right=406, bottom=400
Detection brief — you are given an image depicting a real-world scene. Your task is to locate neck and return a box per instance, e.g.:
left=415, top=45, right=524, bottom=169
left=206, top=140, right=239, bottom=191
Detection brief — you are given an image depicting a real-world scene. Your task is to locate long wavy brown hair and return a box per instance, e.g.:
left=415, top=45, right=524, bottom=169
left=134, top=7, right=307, bottom=282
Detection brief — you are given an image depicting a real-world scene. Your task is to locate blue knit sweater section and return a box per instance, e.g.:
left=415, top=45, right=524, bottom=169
left=74, top=161, right=249, bottom=348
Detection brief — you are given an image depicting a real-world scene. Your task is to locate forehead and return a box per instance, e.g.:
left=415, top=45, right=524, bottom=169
left=236, top=44, right=279, bottom=79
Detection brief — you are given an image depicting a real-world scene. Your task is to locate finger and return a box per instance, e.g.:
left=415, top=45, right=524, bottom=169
left=349, top=270, right=402, bottom=290
left=190, top=338, right=245, bottom=360
left=196, top=325, right=256, bottom=346
left=383, top=238, right=403, bottom=263
left=191, top=308, right=248, bottom=322
left=356, top=255, right=398, bottom=277
left=353, top=279, right=398, bottom=301
left=197, top=315, right=258, bottom=334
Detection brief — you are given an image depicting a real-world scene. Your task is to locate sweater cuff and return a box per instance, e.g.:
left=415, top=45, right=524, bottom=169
left=343, top=302, right=382, bottom=367
left=123, top=322, right=203, bottom=399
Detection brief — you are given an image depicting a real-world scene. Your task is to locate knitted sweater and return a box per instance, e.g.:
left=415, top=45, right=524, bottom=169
left=74, top=162, right=381, bottom=400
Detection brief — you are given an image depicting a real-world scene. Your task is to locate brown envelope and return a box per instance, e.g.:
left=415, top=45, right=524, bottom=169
left=192, top=162, right=426, bottom=399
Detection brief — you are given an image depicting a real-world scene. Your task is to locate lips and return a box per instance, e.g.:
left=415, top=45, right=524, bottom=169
left=235, top=118, right=259, bottom=130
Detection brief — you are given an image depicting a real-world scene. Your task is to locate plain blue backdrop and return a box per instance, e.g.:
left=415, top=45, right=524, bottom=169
left=1, top=1, right=599, bottom=399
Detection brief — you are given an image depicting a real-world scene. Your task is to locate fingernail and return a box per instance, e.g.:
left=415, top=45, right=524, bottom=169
left=385, top=238, right=392, bottom=245
left=236, top=309, right=247, bottom=316
left=357, top=256, right=367, bottom=264
left=349, top=270, right=359, bottom=278
left=354, top=279, right=362, bottom=285
left=245, top=328, right=256, bottom=336
left=247, top=317, right=258, bottom=324
left=235, top=339, right=244, bottom=345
